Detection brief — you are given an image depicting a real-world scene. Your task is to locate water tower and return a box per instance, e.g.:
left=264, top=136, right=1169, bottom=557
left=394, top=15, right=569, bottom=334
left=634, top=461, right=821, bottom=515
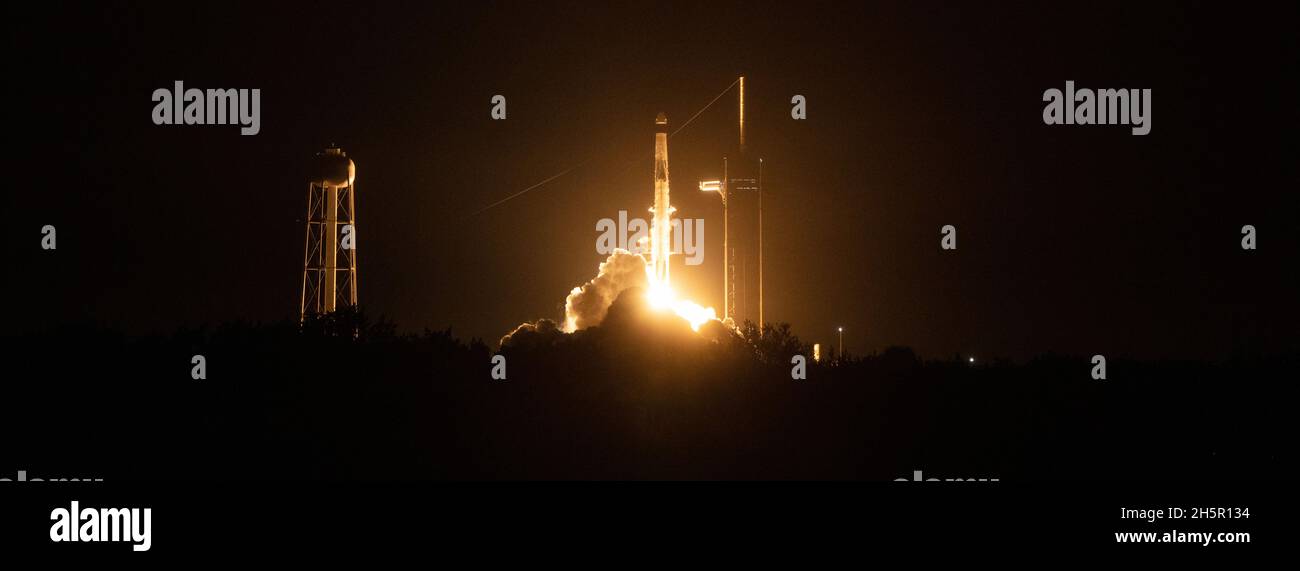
left=300, top=145, right=358, bottom=320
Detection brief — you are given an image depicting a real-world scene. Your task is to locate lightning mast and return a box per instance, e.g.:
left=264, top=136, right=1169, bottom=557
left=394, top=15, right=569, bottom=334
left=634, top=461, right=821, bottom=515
left=697, top=75, right=765, bottom=326
left=739, top=76, right=746, bottom=154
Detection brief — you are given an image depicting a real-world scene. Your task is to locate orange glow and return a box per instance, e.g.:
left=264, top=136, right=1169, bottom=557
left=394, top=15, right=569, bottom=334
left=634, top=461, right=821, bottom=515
left=644, top=265, right=717, bottom=331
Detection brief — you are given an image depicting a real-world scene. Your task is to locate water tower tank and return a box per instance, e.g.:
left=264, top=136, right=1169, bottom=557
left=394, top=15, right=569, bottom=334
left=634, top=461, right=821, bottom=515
left=314, top=146, right=355, bottom=187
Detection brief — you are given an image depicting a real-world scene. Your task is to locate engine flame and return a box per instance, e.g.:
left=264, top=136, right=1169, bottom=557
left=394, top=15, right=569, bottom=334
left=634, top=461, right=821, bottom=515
left=644, top=265, right=717, bottom=332
left=641, top=111, right=718, bottom=332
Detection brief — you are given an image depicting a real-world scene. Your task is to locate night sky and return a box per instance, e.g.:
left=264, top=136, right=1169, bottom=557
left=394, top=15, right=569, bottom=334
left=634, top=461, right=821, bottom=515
left=10, top=2, right=1297, bottom=361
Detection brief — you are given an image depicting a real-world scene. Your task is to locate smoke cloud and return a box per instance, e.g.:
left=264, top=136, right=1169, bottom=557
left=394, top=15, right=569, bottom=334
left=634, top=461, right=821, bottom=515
left=499, top=249, right=648, bottom=348
left=498, top=317, right=563, bottom=349
left=562, top=249, right=648, bottom=332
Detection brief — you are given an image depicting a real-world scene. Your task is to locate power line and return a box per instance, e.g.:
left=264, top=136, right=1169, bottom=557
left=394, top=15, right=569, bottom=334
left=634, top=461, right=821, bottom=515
left=465, top=159, right=591, bottom=218
left=670, top=77, right=740, bottom=138
left=468, top=78, right=740, bottom=217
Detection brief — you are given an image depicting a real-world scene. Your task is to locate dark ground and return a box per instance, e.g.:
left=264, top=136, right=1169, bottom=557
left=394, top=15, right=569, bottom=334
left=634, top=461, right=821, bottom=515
left=4, top=291, right=1293, bottom=481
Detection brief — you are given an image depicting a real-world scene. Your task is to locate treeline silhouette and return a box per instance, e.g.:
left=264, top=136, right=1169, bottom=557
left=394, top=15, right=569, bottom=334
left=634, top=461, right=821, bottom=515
left=3, top=290, right=1293, bottom=480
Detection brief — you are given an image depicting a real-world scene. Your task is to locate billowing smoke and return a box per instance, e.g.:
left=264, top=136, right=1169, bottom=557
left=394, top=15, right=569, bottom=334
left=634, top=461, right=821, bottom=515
left=498, top=317, right=563, bottom=349
left=499, top=249, right=647, bottom=348
left=562, top=249, right=648, bottom=332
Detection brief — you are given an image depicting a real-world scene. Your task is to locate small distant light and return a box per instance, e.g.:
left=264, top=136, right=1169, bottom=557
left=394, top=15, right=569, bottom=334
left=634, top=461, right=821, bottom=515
left=969, top=357, right=975, bottom=363
left=838, top=327, right=843, bottom=332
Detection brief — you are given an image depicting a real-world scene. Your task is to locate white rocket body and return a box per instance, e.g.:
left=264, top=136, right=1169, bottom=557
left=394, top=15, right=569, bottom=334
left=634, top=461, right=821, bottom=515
left=650, top=113, right=674, bottom=285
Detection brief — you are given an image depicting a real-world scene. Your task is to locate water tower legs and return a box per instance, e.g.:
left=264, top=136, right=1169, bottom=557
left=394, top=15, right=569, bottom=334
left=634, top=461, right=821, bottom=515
left=300, top=146, right=358, bottom=321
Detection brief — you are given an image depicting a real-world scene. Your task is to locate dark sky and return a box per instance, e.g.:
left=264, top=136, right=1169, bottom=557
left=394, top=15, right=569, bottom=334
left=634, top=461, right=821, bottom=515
left=9, top=2, right=1297, bottom=361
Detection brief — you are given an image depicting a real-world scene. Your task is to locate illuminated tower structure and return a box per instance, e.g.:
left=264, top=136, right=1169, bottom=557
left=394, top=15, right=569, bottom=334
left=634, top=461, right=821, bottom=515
left=300, top=145, right=359, bottom=320
left=649, top=112, right=675, bottom=285
left=727, top=76, right=764, bottom=327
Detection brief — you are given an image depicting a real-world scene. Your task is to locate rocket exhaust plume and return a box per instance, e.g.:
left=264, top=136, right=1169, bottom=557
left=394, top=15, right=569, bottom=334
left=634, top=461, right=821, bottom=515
left=641, top=112, right=717, bottom=331
left=501, top=112, right=722, bottom=347
left=562, top=249, right=649, bottom=332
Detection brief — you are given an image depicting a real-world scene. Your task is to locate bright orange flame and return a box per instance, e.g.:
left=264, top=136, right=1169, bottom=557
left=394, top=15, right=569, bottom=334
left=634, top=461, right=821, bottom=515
left=643, top=266, right=717, bottom=331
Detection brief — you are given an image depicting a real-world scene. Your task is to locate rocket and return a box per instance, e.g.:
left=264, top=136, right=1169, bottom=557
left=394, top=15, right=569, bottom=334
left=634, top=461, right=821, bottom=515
left=650, top=112, right=675, bottom=285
